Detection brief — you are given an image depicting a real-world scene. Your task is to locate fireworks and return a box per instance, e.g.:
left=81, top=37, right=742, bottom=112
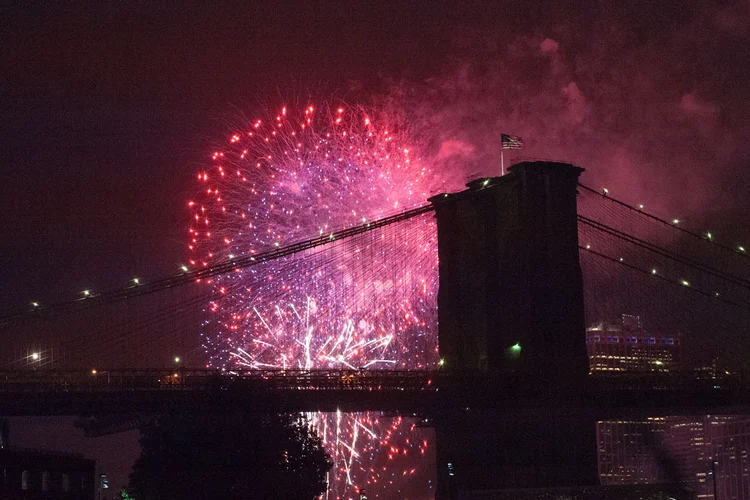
left=190, top=103, right=443, bottom=370
left=312, top=411, right=434, bottom=500
left=189, top=102, right=445, bottom=497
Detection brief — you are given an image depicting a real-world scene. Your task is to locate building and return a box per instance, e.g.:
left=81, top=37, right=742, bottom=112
left=586, top=314, right=681, bottom=372
left=0, top=421, right=95, bottom=500
left=596, top=418, right=668, bottom=485
left=709, top=416, right=750, bottom=500
left=664, top=416, right=714, bottom=499
left=596, top=416, right=750, bottom=500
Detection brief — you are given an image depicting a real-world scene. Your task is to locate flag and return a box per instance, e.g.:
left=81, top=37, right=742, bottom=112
left=501, top=134, right=524, bottom=150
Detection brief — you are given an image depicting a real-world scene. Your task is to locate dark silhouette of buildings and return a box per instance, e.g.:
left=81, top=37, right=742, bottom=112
left=0, top=421, right=95, bottom=500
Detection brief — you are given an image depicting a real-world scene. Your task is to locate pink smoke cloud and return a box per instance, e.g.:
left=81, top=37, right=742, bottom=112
left=437, top=139, right=475, bottom=159
left=540, top=38, right=560, bottom=54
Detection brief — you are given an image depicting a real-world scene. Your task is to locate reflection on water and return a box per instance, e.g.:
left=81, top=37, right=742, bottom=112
left=310, top=411, right=435, bottom=499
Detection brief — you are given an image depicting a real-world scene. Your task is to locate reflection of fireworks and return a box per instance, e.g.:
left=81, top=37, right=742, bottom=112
left=190, top=102, right=444, bottom=497
left=310, top=411, right=434, bottom=500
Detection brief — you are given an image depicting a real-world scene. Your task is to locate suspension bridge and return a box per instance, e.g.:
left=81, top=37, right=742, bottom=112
left=1, top=161, right=749, bottom=414
left=4, top=160, right=750, bottom=496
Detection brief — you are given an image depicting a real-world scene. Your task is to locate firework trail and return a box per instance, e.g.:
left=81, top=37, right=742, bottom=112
left=189, top=102, right=446, bottom=497
left=189, top=103, right=444, bottom=371
left=311, top=411, right=434, bottom=500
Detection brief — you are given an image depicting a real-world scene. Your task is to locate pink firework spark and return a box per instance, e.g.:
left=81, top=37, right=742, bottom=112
left=189, top=102, right=445, bottom=497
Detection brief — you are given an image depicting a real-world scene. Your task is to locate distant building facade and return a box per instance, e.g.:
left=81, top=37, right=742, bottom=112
left=597, top=415, right=750, bottom=500
left=709, top=416, right=750, bottom=500
left=597, top=418, right=668, bottom=485
left=586, top=314, right=681, bottom=372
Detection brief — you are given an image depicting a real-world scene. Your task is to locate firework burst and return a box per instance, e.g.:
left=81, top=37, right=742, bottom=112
left=190, top=103, right=442, bottom=370
left=189, top=102, right=444, bottom=497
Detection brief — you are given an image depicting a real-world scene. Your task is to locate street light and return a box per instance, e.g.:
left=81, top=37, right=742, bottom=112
left=174, top=356, right=181, bottom=364
left=31, top=352, right=40, bottom=361
left=92, top=369, right=110, bottom=384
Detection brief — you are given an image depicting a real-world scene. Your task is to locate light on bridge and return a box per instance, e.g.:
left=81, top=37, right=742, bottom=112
left=174, top=356, right=181, bottom=363
left=506, top=343, right=522, bottom=359
left=91, top=369, right=97, bottom=375
left=82, top=290, right=91, bottom=297
left=672, top=219, right=680, bottom=225
left=31, top=302, right=39, bottom=307
left=133, top=278, right=140, bottom=285
left=31, top=352, right=40, bottom=361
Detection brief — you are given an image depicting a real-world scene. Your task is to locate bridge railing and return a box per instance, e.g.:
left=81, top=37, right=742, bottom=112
left=2, top=369, right=749, bottom=395
left=0, top=369, right=437, bottom=393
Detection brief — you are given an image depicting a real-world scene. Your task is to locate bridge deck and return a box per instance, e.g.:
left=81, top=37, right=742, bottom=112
left=2, top=370, right=750, bottom=417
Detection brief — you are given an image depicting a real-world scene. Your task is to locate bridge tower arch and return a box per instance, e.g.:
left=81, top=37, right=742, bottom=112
left=429, top=161, right=595, bottom=497
left=430, top=161, right=587, bottom=381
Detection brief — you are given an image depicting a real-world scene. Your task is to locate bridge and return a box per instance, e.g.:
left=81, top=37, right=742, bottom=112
left=1, top=369, right=750, bottom=418
left=2, top=161, right=749, bottom=496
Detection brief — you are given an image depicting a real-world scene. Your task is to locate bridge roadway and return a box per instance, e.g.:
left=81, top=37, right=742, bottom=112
left=2, top=369, right=750, bottom=418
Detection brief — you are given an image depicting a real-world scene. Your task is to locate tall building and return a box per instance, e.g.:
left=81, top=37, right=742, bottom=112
left=664, top=416, right=714, bottom=499
left=586, top=314, right=681, bottom=372
left=597, top=416, right=750, bottom=500
left=709, top=416, right=750, bottom=500
left=596, top=418, right=668, bottom=485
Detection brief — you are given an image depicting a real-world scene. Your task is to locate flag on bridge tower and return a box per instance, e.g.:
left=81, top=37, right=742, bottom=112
left=500, top=134, right=524, bottom=176
left=501, top=134, right=524, bottom=150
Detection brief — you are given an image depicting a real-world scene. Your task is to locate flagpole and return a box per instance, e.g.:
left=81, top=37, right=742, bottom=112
left=500, top=148, right=505, bottom=176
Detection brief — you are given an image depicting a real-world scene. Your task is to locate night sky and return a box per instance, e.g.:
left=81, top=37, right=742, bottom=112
left=2, top=0, right=749, bottom=495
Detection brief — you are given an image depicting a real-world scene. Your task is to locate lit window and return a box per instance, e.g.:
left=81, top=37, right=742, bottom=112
left=62, top=473, right=70, bottom=492
left=21, top=470, right=29, bottom=490
left=42, top=471, right=50, bottom=491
